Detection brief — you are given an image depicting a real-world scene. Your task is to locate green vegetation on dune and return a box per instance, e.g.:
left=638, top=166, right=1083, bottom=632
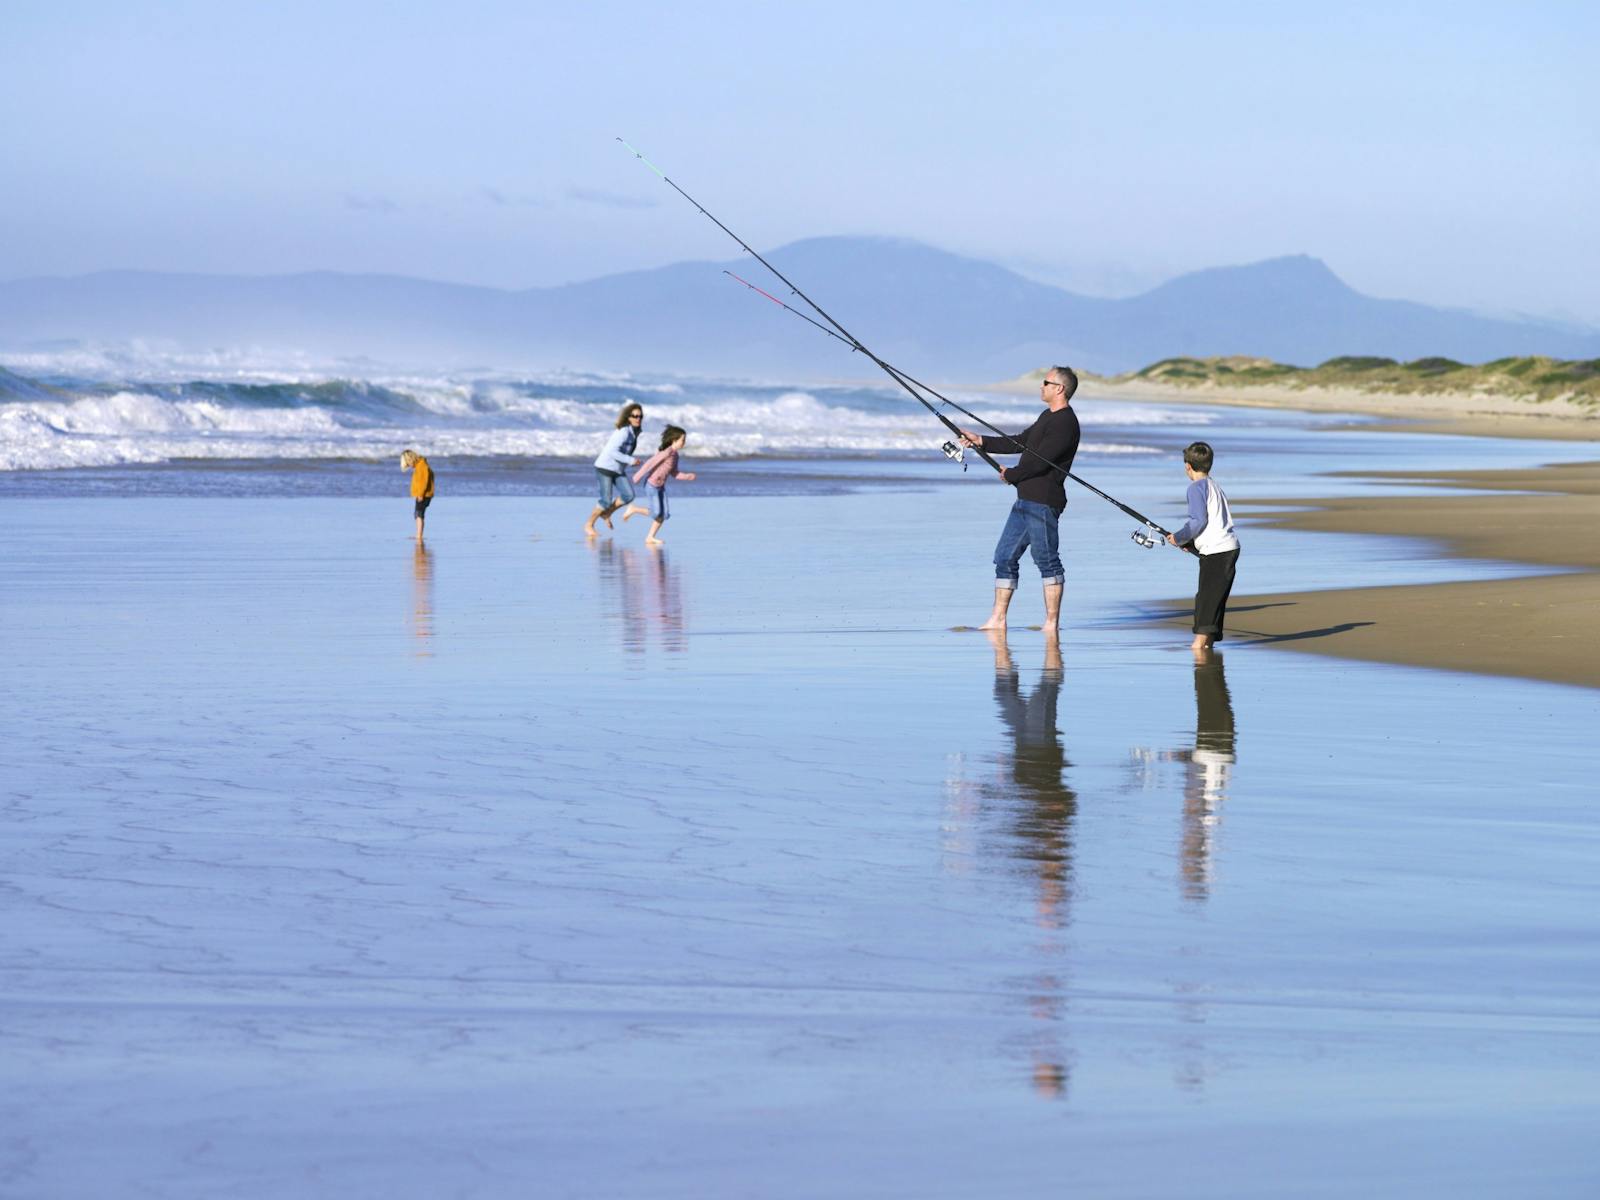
left=1099, top=355, right=1600, bottom=407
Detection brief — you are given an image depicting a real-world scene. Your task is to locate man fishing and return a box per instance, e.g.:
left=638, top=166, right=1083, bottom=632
left=959, top=366, right=1081, bottom=634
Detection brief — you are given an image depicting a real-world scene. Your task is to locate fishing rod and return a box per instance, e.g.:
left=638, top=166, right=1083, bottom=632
left=621, top=139, right=1190, bottom=552
left=617, top=138, right=1003, bottom=477
left=722, top=269, right=1193, bottom=553
left=721, top=270, right=976, bottom=469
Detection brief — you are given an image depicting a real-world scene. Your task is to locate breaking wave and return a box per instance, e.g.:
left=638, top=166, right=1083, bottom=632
left=0, top=357, right=1185, bottom=472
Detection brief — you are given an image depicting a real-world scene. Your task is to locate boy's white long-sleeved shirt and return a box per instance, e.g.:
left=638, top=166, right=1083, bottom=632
left=1173, top=476, right=1239, bottom=555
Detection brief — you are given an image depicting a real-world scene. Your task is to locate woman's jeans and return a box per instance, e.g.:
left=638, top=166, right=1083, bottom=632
left=596, top=468, right=635, bottom=508
left=993, top=499, right=1064, bottom=588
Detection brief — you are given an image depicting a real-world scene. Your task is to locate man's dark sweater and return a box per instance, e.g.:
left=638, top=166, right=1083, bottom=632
left=980, top=407, right=1081, bottom=512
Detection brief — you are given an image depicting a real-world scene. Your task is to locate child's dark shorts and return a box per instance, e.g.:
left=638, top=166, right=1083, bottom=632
left=414, top=496, right=433, bottom=519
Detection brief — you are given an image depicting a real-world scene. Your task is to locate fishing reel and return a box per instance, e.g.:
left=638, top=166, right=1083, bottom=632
left=1131, top=529, right=1160, bottom=549
left=941, top=440, right=967, bottom=471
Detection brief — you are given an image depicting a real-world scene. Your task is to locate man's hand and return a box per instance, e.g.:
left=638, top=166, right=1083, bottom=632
left=958, top=428, right=981, bottom=448
left=1165, top=533, right=1178, bottom=546
left=999, top=467, right=1010, bottom=482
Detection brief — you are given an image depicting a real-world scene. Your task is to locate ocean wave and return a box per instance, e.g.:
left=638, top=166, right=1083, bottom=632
left=0, top=359, right=1168, bottom=472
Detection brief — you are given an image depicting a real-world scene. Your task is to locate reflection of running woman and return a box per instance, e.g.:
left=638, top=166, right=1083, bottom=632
left=584, top=403, right=649, bottom=537
left=400, top=449, right=434, bottom=543
left=628, top=425, right=696, bottom=546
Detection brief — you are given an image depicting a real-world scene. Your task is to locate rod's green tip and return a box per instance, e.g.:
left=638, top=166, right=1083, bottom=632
left=616, top=138, right=666, bottom=178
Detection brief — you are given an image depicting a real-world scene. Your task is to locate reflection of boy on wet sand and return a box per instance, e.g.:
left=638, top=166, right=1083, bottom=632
left=1162, top=655, right=1237, bottom=901
left=1181, top=654, right=1236, bottom=900
left=1124, top=654, right=1237, bottom=902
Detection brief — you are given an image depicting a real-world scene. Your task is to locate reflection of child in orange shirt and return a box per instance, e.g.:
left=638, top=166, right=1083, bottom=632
left=400, top=449, right=435, bottom=543
left=628, top=425, right=696, bottom=546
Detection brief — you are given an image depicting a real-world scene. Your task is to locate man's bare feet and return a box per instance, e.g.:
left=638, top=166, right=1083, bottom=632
left=645, top=536, right=664, bottom=546
left=583, top=522, right=597, bottom=537
left=976, top=586, right=1014, bottom=632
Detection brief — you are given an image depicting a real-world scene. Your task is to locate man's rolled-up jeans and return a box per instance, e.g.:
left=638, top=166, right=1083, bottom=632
left=993, top=498, right=1064, bottom=589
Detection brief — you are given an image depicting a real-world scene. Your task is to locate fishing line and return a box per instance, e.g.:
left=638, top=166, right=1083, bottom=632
left=723, top=268, right=1191, bottom=552
left=621, top=139, right=1190, bottom=552
left=618, top=139, right=1004, bottom=475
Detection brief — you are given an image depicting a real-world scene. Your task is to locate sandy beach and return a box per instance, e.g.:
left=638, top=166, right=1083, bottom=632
left=1142, top=456, right=1600, bottom=689
left=1015, top=375, right=1600, bottom=441
left=965, top=374, right=1600, bottom=690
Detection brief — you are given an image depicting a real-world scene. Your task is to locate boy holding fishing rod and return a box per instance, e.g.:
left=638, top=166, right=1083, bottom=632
left=1166, top=441, right=1240, bottom=656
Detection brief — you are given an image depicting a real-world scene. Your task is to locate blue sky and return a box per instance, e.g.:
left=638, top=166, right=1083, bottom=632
left=4, top=1, right=1597, bottom=324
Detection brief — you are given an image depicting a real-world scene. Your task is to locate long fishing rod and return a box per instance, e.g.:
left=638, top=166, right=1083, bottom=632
left=721, top=269, right=982, bottom=468
left=617, top=138, right=1004, bottom=476
left=722, top=268, right=1193, bottom=552
left=622, top=139, right=1191, bottom=552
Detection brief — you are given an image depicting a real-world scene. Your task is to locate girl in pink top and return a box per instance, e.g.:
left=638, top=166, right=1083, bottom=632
left=627, top=425, right=697, bottom=545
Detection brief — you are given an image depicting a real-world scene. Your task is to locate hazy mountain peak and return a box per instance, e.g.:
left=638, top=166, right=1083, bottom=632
left=1146, top=254, right=1353, bottom=301
left=3, top=243, right=1596, bottom=377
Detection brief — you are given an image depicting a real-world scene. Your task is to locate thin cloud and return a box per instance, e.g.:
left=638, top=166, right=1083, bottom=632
left=567, top=187, right=656, bottom=210
left=479, top=186, right=544, bottom=208
left=344, top=193, right=400, bottom=215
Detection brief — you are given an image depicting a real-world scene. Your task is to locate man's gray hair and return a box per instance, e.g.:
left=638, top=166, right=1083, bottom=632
left=1049, top=366, right=1079, bottom=400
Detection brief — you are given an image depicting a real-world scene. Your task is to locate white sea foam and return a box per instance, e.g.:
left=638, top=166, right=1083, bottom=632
left=0, top=358, right=1170, bottom=471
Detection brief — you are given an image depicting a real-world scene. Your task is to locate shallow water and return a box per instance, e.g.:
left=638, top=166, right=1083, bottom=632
left=3, top=474, right=1597, bottom=1197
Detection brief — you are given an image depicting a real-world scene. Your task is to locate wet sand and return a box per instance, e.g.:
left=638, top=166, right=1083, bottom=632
left=1147, top=461, right=1600, bottom=689
left=4, top=493, right=1598, bottom=1197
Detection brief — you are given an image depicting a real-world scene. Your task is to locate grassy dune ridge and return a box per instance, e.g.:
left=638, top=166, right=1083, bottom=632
left=1088, top=354, right=1600, bottom=407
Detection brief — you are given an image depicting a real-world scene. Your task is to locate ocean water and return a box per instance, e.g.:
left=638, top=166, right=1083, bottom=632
left=0, top=354, right=1172, bottom=475
left=0, top=352, right=1577, bottom=502
left=4, top=359, right=1598, bottom=1198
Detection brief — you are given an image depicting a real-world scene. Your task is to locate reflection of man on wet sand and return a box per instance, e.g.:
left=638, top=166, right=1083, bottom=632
left=988, top=631, right=1074, bottom=913
left=986, top=629, right=1075, bottom=1099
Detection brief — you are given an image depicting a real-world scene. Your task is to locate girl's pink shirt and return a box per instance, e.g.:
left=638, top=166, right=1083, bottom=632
left=632, top=447, right=681, bottom=487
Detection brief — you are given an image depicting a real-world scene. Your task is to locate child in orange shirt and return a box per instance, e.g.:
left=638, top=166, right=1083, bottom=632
left=400, top=449, right=434, bottom=543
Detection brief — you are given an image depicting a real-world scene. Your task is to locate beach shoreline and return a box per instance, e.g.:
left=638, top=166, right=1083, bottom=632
left=986, top=375, right=1600, bottom=442
left=1145, top=460, right=1600, bottom=689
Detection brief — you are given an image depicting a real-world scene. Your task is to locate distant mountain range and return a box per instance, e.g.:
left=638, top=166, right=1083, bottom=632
left=3, top=238, right=1597, bottom=379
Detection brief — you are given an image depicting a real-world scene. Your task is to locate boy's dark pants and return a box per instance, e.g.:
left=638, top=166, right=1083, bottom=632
left=1194, top=547, right=1241, bottom=639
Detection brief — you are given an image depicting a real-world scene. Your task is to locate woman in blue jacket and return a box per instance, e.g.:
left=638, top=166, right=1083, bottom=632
left=584, top=402, right=648, bottom=536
